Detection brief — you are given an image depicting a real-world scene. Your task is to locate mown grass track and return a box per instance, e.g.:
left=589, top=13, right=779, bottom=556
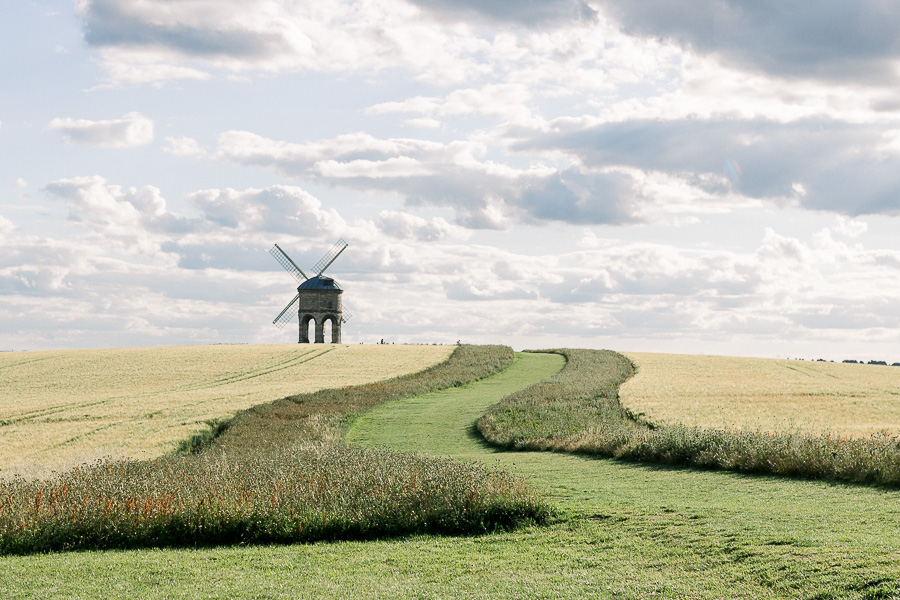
left=347, top=352, right=566, bottom=458
left=348, top=350, right=900, bottom=599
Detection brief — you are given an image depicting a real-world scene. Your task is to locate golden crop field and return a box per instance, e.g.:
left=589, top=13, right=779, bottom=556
left=0, top=344, right=453, bottom=477
left=621, top=352, right=900, bottom=437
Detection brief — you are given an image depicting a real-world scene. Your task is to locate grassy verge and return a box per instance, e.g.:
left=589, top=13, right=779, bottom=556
left=0, top=345, right=550, bottom=554
left=478, top=348, right=900, bottom=487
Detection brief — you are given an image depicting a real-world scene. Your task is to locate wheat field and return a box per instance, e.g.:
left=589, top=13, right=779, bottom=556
left=0, top=344, right=453, bottom=476
left=621, top=353, right=900, bottom=437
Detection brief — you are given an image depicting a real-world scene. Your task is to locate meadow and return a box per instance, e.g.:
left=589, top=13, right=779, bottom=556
left=0, top=343, right=452, bottom=477
left=3, top=345, right=900, bottom=598
left=2, top=350, right=896, bottom=598
left=621, top=352, right=900, bottom=437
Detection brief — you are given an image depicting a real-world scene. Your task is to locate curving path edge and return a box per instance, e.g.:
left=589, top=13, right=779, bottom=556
left=346, top=351, right=565, bottom=461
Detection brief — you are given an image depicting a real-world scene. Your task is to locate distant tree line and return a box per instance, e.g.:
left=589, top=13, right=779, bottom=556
left=792, top=358, right=900, bottom=366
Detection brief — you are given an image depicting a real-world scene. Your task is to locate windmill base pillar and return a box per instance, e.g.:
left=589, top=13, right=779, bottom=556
left=331, top=320, right=341, bottom=344
left=300, top=314, right=312, bottom=343
left=300, top=313, right=341, bottom=343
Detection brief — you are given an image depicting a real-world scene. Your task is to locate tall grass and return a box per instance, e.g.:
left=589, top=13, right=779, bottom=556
left=0, top=446, right=537, bottom=554
left=478, top=349, right=900, bottom=487
left=1, top=345, right=549, bottom=554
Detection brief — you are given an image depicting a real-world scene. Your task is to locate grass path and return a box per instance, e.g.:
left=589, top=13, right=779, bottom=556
left=347, top=351, right=566, bottom=459
left=3, top=351, right=900, bottom=599
left=347, top=351, right=900, bottom=598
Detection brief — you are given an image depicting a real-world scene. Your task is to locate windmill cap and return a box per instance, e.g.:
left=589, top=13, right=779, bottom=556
left=298, top=275, right=342, bottom=291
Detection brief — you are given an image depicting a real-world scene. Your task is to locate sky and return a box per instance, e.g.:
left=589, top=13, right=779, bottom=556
left=3, top=0, right=900, bottom=360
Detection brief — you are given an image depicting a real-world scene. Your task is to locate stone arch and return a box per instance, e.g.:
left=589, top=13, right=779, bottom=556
left=321, top=314, right=341, bottom=343
left=300, top=314, right=315, bottom=343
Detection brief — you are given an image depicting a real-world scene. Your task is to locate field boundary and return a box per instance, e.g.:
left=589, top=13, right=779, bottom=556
left=478, top=348, right=900, bottom=488
left=0, top=345, right=553, bottom=554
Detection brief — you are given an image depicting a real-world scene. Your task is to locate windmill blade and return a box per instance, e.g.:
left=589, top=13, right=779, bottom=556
left=270, top=244, right=308, bottom=283
left=341, top=306, right=352, bottom=323
left=312, top=238, right=348, bottom=275
left=273, top=293, right=300, bottom=329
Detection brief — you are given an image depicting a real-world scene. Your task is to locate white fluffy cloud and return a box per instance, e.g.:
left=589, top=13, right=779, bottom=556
left=375, top=210, right=469, bottom=241
left=187, top=186, right=345, bottom=234
left=45, top=112, right=154, bottom=147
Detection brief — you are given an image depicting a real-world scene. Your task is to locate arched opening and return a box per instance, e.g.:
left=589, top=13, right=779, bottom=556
left=307, top=317, right=317, bottom=343
left=300, top=315, right=315, bottom=344
left=322, top=317, right=333, bottom=344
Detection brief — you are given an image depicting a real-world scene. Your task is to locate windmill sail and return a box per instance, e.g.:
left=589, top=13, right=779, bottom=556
left=270, top=244, right=308, bottom=282
left=312, top=238, right=348, bottom=275
left=273, top=293, right=301, bottom=329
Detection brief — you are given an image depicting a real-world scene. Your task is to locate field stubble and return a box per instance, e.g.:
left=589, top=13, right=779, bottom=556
left=621, top=352, right=900, bottom=437
left=0, top=343, right=453, bottom=477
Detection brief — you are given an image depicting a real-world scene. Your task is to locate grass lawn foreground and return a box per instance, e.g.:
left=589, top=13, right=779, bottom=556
left=2, top=351, right=899, bottom=599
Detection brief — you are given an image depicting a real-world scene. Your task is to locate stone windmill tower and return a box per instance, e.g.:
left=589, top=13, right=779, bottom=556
left=270, top=239, right=352, bottom=343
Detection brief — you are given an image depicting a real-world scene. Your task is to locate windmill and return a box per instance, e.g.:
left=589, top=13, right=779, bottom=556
left=270, top=239, right=352, bottom=343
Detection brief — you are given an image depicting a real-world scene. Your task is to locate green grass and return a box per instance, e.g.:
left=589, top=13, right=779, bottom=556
left=347, top=351, right=567, bottom=457
left=3, top=350, right=900, bottom=598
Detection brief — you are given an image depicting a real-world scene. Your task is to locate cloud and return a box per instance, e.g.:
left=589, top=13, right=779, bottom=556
left=517, top=117, right=900, bottom=216
left=0, top=215, right=15, bottom=237
left=406, top=0, right=597, bottom=26
left=9, top=173, right=900, bottom=359
left=594, top=0, right=900, bottom=84
left=833, top=217, right=868, bottom=238
left=75, top=0, right=494, bottom=86
left=80, top=0, right=289, bottom=59
left=215, top=129, right=646, bottom=227
left=164, top=136, right=206, bottom=157
left=375, top=210, right=469, bottom=242
left=45, top=112, right=154, bottom=147
left=187, top=185, right=345, bottom=234
left=43, top=176, right=179, bottom=255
